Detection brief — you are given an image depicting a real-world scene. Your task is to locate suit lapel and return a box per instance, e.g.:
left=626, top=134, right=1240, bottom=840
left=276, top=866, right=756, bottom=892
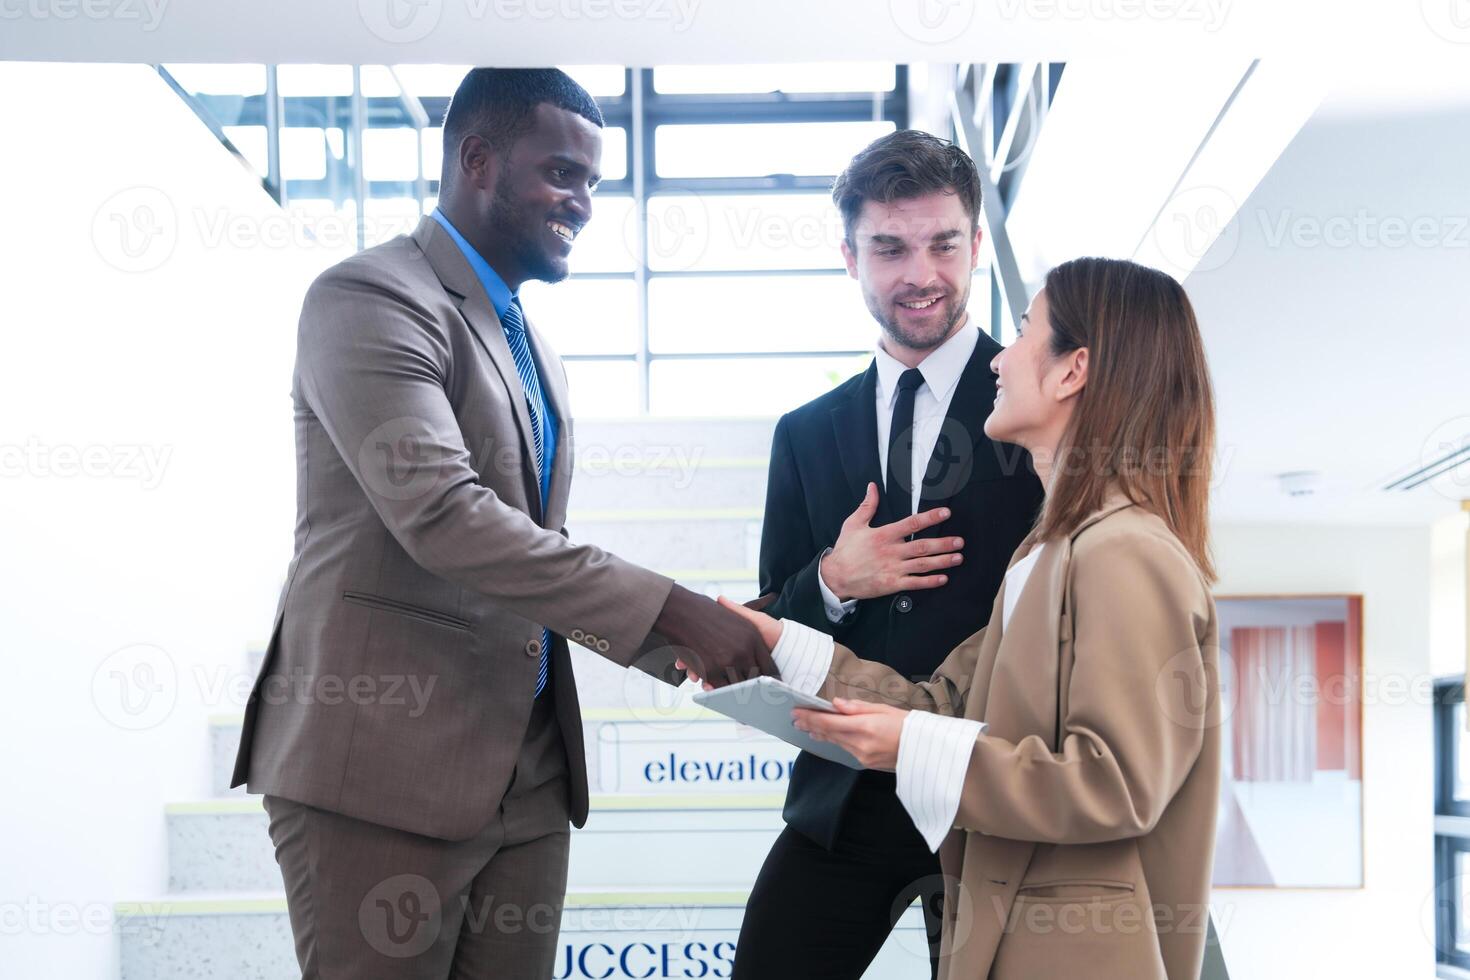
left=829, top=360, right=884, bottom=505
left=916, top=333, right=1000, bottom=520
left=412, top=216, right=544, bottom=522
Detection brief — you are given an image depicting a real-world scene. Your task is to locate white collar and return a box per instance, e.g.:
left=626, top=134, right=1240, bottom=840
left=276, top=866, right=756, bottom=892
left=874, top=316, right=980, bottom=410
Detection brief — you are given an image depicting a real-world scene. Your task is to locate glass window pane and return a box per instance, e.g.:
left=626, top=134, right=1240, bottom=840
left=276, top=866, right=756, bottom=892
left=656, top=121, right=894, bottom=179
left=363, top=198, right=422, bottom=247
left=649, top=356, right=870, bottom=417
left=1457, top=850, right=1470, bottom=952
left=598, top=127, right=627, bottom=183
left=360, top=65, right=404, bottom=98
left=391, top=64, right=472, bottom=100
left=1456, top=703, right=1470, bottom=802
left=565, top=360, right=640, bottom=418
left=363, top=127, right=423, bottom=181
left=649, top=275, right=873, bottom=354
left=569, top=195, right=637, bottom=274
left=561, top=65, right=627, bottom=97
left=279, top=127, right=328, bottom=181
left=422, top=126, right=444, bottom=184
left=521, top=278, right=638, bottom=356
left=645, top=193, right=844, bottom=272
left=276, top=64, right=354, bottom=97
left=163, top=63, right=265, bottom=96
left=221, top=125, right=268, bottom=177
left=654, top=63, right=895, bottom=95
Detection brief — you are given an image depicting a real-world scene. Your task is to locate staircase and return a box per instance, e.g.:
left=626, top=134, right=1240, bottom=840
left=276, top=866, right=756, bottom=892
left=113, top=417, right=932, bottom=979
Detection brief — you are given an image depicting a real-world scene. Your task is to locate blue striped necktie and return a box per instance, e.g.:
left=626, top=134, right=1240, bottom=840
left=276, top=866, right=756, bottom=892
left=500, top=297, right=552, bottom=699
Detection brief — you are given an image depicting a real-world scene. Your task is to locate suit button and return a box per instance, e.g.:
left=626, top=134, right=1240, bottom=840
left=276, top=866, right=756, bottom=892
left=525, top=639, right=541, bottom=657
left=895, top=595, right=913, bottom=613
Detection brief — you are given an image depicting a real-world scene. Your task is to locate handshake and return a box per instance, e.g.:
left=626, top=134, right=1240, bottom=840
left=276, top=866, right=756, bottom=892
left=652, top=482, right=963, bottom=688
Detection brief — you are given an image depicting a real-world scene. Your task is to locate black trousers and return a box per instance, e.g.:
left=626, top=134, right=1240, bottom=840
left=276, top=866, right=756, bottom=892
left=733, top=774, right=944, bottom=980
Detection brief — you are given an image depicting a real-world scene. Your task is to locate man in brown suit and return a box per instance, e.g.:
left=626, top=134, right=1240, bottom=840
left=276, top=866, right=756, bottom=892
left=231, top=68, right=773, bottom=979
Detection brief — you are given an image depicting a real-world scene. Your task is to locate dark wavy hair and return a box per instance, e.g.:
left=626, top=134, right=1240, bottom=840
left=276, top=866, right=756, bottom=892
left=831, top=129, right=982, bottom=245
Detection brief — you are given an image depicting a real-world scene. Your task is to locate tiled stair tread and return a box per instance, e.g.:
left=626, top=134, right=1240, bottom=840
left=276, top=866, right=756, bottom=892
left=167, top=793, right=786, bottom=816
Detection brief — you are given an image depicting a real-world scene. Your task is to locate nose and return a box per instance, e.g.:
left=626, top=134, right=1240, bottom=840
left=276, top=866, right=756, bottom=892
left=990, top=349, right=1003, bottom=375
left=902, top=249, right=941, bottom=292
left=565, top=185, right=593, bottom=226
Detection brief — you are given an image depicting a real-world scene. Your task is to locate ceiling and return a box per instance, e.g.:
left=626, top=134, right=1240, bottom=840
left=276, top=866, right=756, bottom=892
left=1186, top=68, right=1470, bottom=525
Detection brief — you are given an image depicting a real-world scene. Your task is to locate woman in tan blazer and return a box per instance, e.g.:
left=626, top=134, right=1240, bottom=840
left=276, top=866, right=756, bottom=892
left=711, top=256, right=1222, bottom=979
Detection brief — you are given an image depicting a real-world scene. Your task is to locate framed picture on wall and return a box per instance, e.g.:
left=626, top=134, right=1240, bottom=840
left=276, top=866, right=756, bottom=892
left=1211, top=594, right=1365, bottom=889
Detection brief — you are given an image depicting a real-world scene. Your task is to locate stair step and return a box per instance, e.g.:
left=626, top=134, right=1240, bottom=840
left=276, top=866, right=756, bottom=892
left=167, top=793, right=787, bottom=893
left=116, top=889, right=927, bottom=980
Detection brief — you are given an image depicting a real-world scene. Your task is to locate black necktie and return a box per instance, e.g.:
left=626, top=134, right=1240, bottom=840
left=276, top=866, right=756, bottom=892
left=885, top=368, right=925, bottom=526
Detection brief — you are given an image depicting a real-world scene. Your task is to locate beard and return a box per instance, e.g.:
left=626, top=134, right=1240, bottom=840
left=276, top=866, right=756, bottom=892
left=865, top=277, right=971, bottom=352
left=487, top=183, right=568, bottom=285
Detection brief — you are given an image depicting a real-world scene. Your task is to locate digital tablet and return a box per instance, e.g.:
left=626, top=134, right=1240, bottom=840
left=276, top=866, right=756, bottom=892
left=693, top=676, right=864, bottom=770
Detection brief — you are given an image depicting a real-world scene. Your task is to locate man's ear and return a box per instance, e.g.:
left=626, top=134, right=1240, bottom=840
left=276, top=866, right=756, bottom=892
left=460, top=133, right=500, bottom=192
left=840, top=238, right=860, bottom=280
left=969, top=224, right=983, bottom=271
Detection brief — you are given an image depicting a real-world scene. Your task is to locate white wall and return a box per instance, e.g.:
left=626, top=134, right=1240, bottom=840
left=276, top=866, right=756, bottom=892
left=1208, top=522, right=1436, bottom=977
left=0, top=63, right=338, bottom=977
left=1431, top=511, right=1468, bottom=679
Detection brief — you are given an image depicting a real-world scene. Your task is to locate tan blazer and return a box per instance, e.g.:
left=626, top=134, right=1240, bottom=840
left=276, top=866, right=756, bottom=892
left=817, top=492, right=1220, bottom=979
left=232, top=214, right=674, bottom=840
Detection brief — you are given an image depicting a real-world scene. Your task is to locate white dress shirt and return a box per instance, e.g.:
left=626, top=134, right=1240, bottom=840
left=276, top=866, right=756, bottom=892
left=776, top=544, right=1049, bottom=852
left=815, top=320, right=982, bottom=622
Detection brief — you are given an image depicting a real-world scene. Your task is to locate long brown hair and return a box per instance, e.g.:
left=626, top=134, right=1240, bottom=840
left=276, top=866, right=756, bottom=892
left=1032, top=257, right=1217, bottom=583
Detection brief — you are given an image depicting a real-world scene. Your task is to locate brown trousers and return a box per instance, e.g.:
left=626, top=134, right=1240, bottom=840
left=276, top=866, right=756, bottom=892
left=263, top=690, right=571, bottom=979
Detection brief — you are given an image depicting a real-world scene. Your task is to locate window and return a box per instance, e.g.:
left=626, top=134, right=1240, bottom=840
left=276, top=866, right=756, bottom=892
left=1436, top=680, right=1470, bottom=973
left=160, top=63, right=919, bottom=416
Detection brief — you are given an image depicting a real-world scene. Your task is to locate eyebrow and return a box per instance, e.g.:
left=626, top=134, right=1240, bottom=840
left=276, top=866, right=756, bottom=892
left=866, top=228, right=965, bottom=246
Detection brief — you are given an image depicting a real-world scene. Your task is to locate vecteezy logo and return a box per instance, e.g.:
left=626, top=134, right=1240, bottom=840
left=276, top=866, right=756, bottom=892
left=1152, top=185, right=1240, bottom=275
left=1416, top=415, right=1470, bottom=500
left=358, top=417, right=444, bottom=502
left=1422, top=0, right=1470, bottom=43
left=359, top=874, right=441, bottom=958
left=358, top=0, right=443, bottom=43
left=92, top=644, right=178, bottom=730
left=91, top=186, right=177, bottom=274
left=889, top=0, right=975, bottom=44
left=631, top=189, right=711, bottom=271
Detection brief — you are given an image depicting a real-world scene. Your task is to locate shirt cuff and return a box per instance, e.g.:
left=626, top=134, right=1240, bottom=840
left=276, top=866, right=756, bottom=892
left=896, top=710, right=986, bottom=852
left=769, top=618, right=834, bottom=696
left=815, top=548, right=859, bottom=624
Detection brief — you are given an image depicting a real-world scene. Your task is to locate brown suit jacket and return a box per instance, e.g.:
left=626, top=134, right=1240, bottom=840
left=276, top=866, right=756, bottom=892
left=231, top=214, right=674, bottom=840
left=817, top=492, right=1221, bottom=979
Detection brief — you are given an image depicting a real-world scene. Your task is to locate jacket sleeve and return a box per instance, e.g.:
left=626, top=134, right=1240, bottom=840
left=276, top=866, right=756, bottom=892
left=950, top=526, right=1213, bottom=844
left=814, top=622, right=991, bottom=716
left=758, top=415, right=856, bottom=636
left=296, top=264, right=673, bottom=666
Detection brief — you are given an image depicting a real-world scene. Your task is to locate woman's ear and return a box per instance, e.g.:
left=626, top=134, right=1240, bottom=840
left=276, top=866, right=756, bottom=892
left=1055, top=347, right=1088, bottom=401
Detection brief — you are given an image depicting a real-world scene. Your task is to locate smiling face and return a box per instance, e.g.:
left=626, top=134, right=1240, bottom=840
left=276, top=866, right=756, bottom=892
left=841, top=192, right=981, bottom=360
left=984, top=288, right=1089, bottom=460
left=470, top=102, right=603, bottom=287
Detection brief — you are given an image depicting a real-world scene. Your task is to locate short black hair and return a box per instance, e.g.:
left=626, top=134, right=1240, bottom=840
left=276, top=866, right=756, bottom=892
left=831, top=130, right=982, bottom=245
left=440, top=68, right=604, bottom=184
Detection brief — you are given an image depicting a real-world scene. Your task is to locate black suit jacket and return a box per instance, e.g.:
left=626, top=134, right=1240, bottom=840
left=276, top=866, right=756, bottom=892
left=759, top=330, right=1044, bottom=849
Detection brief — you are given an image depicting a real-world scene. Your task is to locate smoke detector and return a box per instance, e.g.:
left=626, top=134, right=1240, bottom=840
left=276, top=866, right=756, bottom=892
left=1277, top=471, right=1324, bottom=497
